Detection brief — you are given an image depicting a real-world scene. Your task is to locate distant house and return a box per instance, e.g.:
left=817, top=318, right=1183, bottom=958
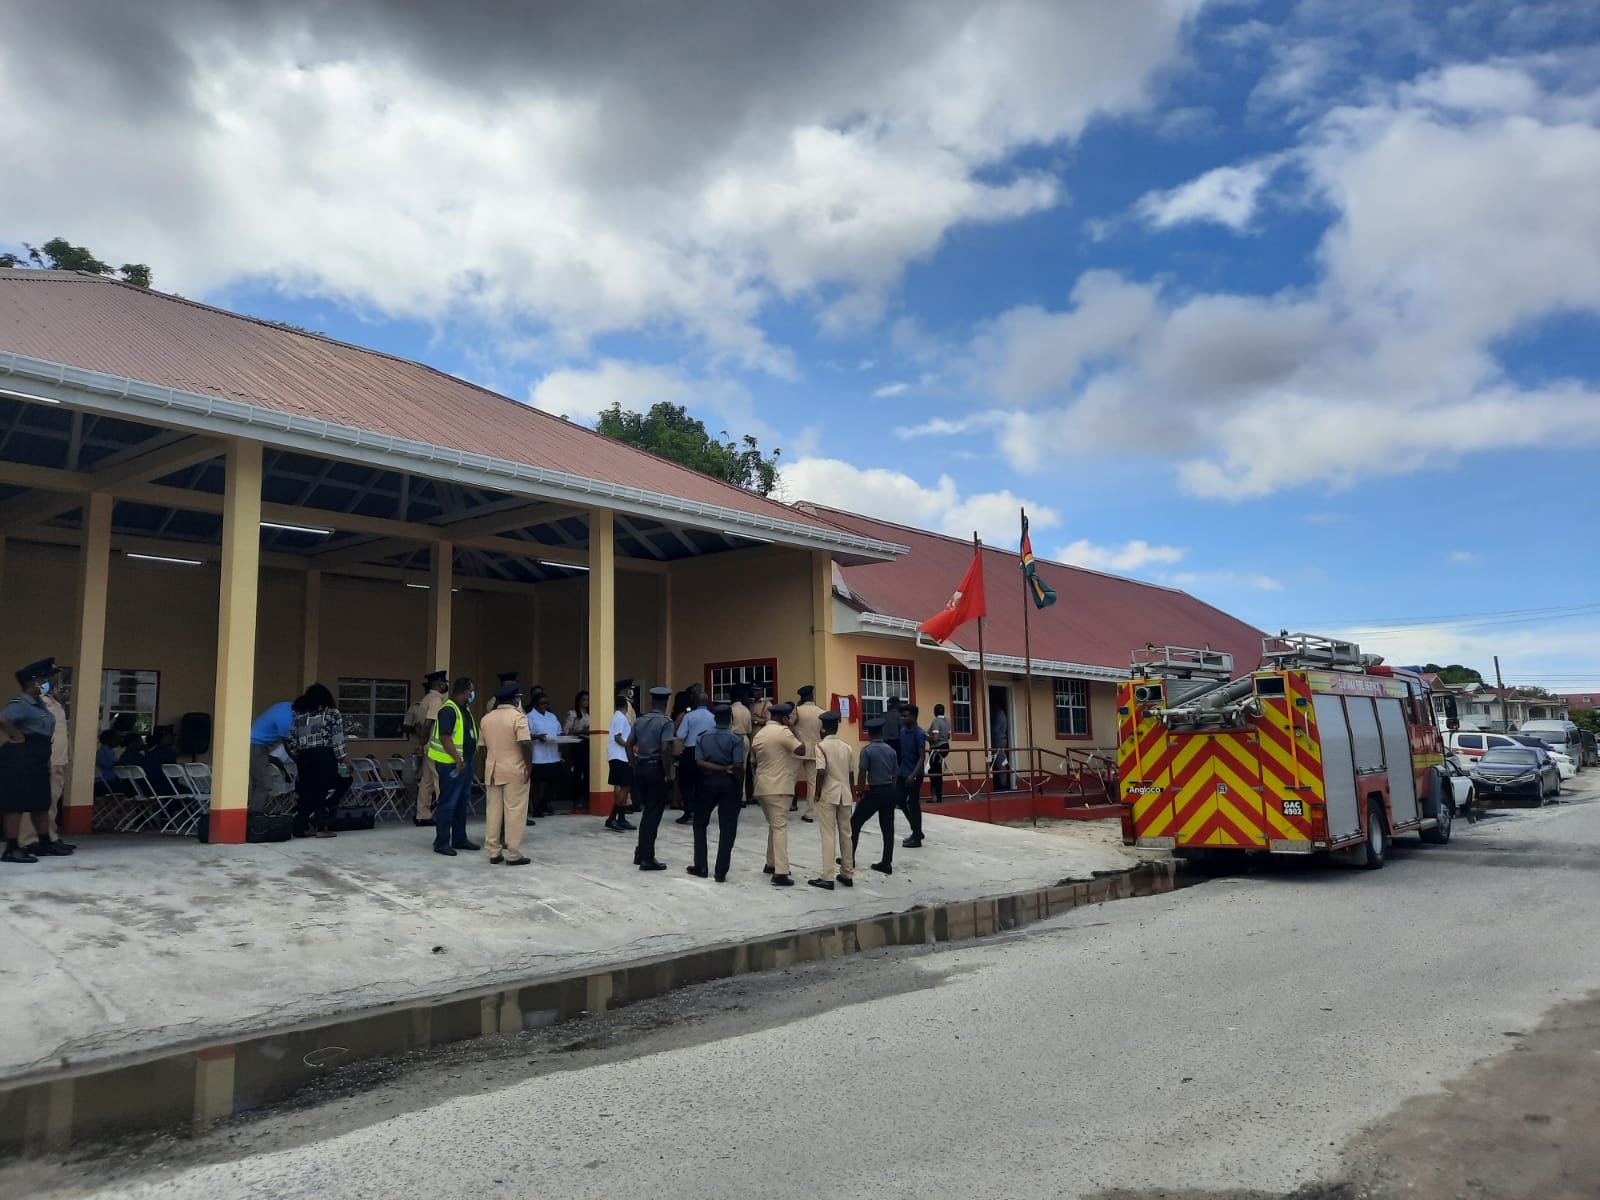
left=1448, top=684, right=1568, bottom=730
left=1561, top=692, right=1598, bottom=713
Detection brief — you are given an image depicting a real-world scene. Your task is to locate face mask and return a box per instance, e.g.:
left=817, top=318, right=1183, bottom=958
left=468, top=690, right=477, bottom=704
left=39, top=681, right=51, bottom=695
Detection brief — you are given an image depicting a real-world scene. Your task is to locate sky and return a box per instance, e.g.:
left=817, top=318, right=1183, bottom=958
left=3, top=0, right=1599, bottom=689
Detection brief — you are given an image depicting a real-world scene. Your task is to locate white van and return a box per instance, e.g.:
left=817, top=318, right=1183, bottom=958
left=1517, top=720, right=1584, bottom=765
left=1447, top=730, right=1536, bottom=760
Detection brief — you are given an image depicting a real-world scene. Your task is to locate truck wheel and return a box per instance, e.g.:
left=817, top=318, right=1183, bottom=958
left=1353, top=798, right=1387, bottom=870
left=1420, top=789, right=1452, bottom=845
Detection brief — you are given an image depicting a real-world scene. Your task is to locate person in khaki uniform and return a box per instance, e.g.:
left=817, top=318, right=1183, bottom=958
left=750, top=701, right=808, bottom=886
left=413, top=669, right=449, bottom=825
left=478, top=681, right=532, bottom=865
left=39, top=678, right=70, bottom=844
left=730, top=685, right=755, bottom=806
left=791, top=685, right=824, bottom=820
left=808, top=711, right=854, bottom=890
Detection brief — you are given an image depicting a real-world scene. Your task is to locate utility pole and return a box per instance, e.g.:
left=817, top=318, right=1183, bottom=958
left=1494, top=654, right=1508, bottom=732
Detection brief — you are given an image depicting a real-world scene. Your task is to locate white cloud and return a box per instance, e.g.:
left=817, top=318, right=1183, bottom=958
left=1169, top=570, right=1284, bottom=592
left=964, top=64, right=1600, bottom=499
left=1136, top=159, right=1279, bottom=231
left=528, top=359, right=775, bottom=445
left=1337, top=621, right=1600, bottom=692
left=894, top=411, right=1007, bottom=440
left=873, top=382, right=910, bottom=397
left=778, top=456, right=1056, bottom=547
left=1447, top=550, right=1478, bottom=564
left=1056, top=539, right=1187, bottom=574
left=0, top=0, right=1203, bottom=362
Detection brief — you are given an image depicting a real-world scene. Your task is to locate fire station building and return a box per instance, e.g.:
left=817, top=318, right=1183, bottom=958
left=0, top=268, right=1260, bottom=839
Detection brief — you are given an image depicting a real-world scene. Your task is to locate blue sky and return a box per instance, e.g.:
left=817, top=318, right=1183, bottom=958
left=5, top=0, right=1599, bottom=688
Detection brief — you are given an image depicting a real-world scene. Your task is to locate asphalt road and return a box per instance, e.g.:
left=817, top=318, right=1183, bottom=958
left=16, top=780, right=1600, bottom=1200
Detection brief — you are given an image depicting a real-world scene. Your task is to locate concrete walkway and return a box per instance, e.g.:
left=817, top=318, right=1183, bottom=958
left=2, top=810, right=1130, bottom=1080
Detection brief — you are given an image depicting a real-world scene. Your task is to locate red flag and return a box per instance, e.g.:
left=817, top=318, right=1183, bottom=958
left=917, top=552, right=987, bottom=644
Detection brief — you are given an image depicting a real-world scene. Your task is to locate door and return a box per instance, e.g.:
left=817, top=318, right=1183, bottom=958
left=1314, top=694, right=1361, bottom=843
left=1376, top=698, right=1418, bottom=826
left=988, top=684, right=1013, bottom=788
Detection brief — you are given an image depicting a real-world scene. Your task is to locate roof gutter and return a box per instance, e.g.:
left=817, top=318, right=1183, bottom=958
left=0, top=351, right=908, bottom=562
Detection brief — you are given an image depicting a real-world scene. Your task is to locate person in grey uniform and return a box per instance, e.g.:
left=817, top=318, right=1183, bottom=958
left=628, top=686, right=678, bottom=871
left=851, top=716, right=901, bottom=875
left=927, top=703, right=952, bottom=804
left=690, top=704, right=745, bottom=881
left=1, top=658, right=70, bottom=863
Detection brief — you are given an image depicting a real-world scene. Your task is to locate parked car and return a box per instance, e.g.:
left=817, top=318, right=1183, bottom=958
left=1447, top=730, right=1538, bottom=761
left=1469, top=746, right=1561, bottom=804
left=1444, top=753, right=1476, bottom=820
left=1516, top=719, right=1585, bottom=766
left=1509, top=735, right=1576, bottom=779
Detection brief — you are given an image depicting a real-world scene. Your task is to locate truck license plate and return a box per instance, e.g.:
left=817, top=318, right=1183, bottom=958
left=1281, top=800, right=1304, bottom=817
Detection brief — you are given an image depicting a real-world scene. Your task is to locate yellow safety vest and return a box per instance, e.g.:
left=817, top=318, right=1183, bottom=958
left=427, top=698, right=471, bottom=764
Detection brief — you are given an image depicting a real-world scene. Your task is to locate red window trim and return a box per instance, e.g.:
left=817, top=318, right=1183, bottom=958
left=947, top=665, right=978, bottom=742
left=703, top=658, right=779, bottom=703
left=1052, top=678, right=1094, bottom=741
left=856, top=654, right=917, bottom=711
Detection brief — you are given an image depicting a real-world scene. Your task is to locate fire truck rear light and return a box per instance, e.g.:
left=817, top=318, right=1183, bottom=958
left=1136, top=836, right=1176, bottom=849
left=1269, top=839, right=1315, bottom=854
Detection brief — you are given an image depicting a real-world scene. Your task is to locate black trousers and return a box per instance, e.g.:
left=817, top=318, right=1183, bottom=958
left=928, top=750, right=945, bottom=802
left=694, top=771, right=742, bottom=877
left=634, top=761, right=669, bottom=862
left=677, top=749, right=700, bottom=811
left=901, top=774, right=924, bottom=838
left=851, top=783, right=899, bottom=867
left=294, top=748, right=350, bottom=834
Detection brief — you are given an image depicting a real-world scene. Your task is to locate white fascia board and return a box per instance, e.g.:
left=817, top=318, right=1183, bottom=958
left=0, top=352, right=908, bottom=562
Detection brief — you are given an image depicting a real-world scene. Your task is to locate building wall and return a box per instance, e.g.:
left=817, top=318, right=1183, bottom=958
left=669, top=547, right=817, bottom=701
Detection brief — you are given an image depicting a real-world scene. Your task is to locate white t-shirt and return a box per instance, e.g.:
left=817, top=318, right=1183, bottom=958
left=608, top=711, right=632, bottom=762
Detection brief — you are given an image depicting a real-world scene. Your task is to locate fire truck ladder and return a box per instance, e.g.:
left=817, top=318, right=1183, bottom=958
left=1261, top=632, right=1372, bottom=671
left=1130, top=645, right=1238, bottom=712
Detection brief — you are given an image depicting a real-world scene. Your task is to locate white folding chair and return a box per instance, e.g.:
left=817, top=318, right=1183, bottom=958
left=158, top=763, right=207, bottom=835
left=115, top=765, right=186, bottom=833
left=381, top=755, right=415, bottom=820
left=94, top=773, right=136, bottom=832
left=349, top=757, right=403, bottom=821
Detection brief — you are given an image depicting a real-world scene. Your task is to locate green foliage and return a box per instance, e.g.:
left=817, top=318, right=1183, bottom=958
left=1422, top=663, right=1484, bottom=686
left=1571, top=708, right=1600, bottom=735
left=2, top=237, right=152, bottom=287
left=1512, top=685, right=1554, bottom=699
left=595, top=401, right=781, bottom=496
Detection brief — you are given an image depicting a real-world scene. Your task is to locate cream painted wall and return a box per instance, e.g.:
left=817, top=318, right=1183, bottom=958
left=668, top=547, right=818, bottom=700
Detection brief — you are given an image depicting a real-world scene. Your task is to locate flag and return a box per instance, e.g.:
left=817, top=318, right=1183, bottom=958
left=1021, top=511, right=1056, bottom=609
left=918, top=551, right=987, bottom=644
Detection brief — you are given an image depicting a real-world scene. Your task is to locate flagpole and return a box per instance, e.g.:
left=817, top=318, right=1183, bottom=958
left=1020, top=507, right=1037, bottom=793
left=973, top=531, right=990, bottom=800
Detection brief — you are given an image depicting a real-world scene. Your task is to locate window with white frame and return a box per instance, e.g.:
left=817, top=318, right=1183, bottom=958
left=1054, top=678, right=1090, bottom=738
left=706, top=660, right=776, bottom=704
left=949, top=668, right=974, bottom=736
left=859, top=659, right=912, bottom=722
left=338, top=678, right=411, bottom=740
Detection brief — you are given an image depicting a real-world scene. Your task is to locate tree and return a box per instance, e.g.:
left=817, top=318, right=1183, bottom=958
left=1512, top=685, right=1554, bottom=699
left=595, top=401, right=781, bottom=496
left=0, top=236, right=152, bottom=287
left=1571, top=708, right=1600, bottom=736
left=1422, top=663, right=1484, bottom=687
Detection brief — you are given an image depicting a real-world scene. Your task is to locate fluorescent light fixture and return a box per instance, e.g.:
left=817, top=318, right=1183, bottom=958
left=540, top=560, right=589, bottom=572
left=260, top=520, right=333, bottom=536
left=126, top=552, right=204, bottom=566
left=0, top=387, right=60, bottom=405
left=721, top=529, right=774, bottom=545
left=405, top=583, right=462, bottom=591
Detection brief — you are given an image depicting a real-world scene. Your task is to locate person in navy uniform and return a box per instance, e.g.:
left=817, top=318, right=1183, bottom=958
left=898, top=703, right=928, bottom=849
left=628, top=687, right=679, bottom=871
left=0, top=658, right=72, bottom=863
left=674, top=685, right=714, bottom=826
left=689, top=704, right=746, bottom=881
left=851, top=716, right=901, bottom=875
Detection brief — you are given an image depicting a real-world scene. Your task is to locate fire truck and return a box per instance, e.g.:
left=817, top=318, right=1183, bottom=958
left=1117, top=634, right=1455, bottom=868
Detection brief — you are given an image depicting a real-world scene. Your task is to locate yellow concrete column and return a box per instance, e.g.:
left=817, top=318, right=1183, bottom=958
left=302, top=569, right=321, bottom=688
left=587, top=509, right=615, bottom=808
left=63, top=492, right=113, bottom=837
left=427, top=540, right=452, bottom=676
left=208, top=440, right=263, bottom=843
left=811, top=549, right=832, bottom=701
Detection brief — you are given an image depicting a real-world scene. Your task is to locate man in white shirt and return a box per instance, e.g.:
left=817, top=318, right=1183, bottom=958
left=604, top=693, right=635, bottom=833
left=525, top=691, right=565, bottom=819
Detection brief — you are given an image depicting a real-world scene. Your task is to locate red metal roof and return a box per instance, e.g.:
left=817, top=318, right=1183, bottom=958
left=809, top=505, right=1265, bottom=673
left=1560, top=693, right=1597, bottom=711
left=0, top=269, right=851, bottom=537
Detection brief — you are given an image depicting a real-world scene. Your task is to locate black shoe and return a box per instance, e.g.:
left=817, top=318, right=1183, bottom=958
left=525, top=817, right=537, bottom=826
left=871, top=861, right=892, bottom=875
left=2, top=846, right=39, bottom=864
left=789, top=801, right=798, bottom=812
left=763, top=864, right=775, bottom=874
left=605, top=818, right=628, bottom=833
left=639, top=859, right=667, bottom=871
left=505, top=857, right=532, bottom=867
left=489, top=854, right=504, bottom=864
left=771, top=873, right=795, bottom=887
left=433, top=845, right=457, bottom=857
left=714, top=873, right=727, bottom=883
left=633, top=849, right=642, bottom=864
left=801, top=815, right=813, bottom=823
left=902, top=836, right=923, bottom=849
left=618, top=818, right=637, bottom=830
left=453, top=841, right=480, bottom=852
left=837, top=876, right=854, bottom=887
left=686, top=865, right=709, bottom=878
left=43, top=839, right=77, bottom=853
left=413, top=818, right=433, bottom=827
left=808, top=878, right=834, bottom=891
left=675, top=814, right=692, bottom=825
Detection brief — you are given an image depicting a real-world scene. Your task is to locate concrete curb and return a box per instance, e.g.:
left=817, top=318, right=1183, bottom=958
left=1, top=860, right=1175, bottom=1157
